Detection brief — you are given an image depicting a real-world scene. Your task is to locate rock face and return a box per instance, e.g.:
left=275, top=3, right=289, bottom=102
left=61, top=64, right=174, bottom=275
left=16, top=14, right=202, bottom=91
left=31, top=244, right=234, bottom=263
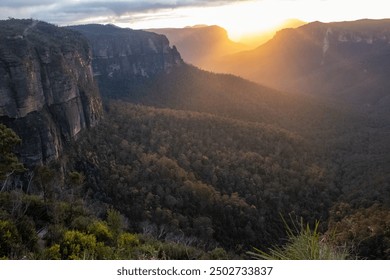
left=69, top=24, right=183, bottom=99
left=0, top=19, right=102, bottom=165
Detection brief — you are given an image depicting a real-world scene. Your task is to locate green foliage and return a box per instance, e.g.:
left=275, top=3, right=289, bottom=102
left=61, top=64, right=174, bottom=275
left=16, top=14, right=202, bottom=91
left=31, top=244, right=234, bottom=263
left=71, top=216, right=94, bottom=232
left=67, top=171, right=85, bottom=187
left=117, top=233, right=140, bottom=248
left=45, top=244, right=61, bottom=260
left=107, top=208, right=125, bottom=240
left=204, top=247, right=229, bottom=260
left=88, top=221, right=113, bottom=243
left=250, top=219, right=349, bottom=260
left=71, top=102, right=332, bottom=250
left=0, top=220, right=21, bottom=258
left=328, top=204, right=390, bottom=259
left=156, top=241, right=203, bottom=260
left=34, top=165, right=56, bottom=203
left=0, top=124, right=25, bottom=182
left=59, top=230, right=97, bottom=260
left=115, top=233, right=140, bottom=258
left=15, top=216, right=39, bottom=253
left=1, top=99, right=387, bottom=259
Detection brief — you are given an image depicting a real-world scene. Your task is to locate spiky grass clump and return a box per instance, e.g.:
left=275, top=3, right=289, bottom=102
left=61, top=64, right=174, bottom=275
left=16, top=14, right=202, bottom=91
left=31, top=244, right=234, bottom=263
left=249, top=219, right=349, bottom=260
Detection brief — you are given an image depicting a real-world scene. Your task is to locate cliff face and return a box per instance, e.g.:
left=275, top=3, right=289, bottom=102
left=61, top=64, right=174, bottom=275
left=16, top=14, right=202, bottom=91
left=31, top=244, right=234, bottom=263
left=0, top=19, right=102, bottom=165
left=69, top=24, right=183, bottom=99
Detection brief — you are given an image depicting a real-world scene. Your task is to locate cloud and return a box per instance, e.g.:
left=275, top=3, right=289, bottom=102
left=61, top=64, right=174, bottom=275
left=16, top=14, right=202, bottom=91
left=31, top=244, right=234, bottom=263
left=0, top=0, right=57, bottom=8
left=59, top=1, right=252, bottom=16
left=59, top=1, right=176, bottom=16
left=1, top=0, right=252, bottom=25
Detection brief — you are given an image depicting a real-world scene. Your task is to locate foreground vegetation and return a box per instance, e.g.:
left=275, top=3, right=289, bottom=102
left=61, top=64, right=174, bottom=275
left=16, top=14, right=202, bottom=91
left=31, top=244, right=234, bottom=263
left=250, top=219, right=350, bottom=260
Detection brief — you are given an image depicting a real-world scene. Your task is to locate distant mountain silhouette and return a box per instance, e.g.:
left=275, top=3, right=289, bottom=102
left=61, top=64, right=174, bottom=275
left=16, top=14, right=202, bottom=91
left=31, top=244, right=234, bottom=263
left=238, top=18, right=306, bottom=48
left=147, top=21, right=306, bottom=71
left=216, top=19, right=390, bottom=113
left=147, top=25, right=247, bottom=70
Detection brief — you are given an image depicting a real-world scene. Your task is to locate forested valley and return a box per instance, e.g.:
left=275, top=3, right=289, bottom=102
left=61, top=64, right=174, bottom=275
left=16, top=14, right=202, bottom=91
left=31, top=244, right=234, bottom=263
left=2, top=94, right=389, bottom=259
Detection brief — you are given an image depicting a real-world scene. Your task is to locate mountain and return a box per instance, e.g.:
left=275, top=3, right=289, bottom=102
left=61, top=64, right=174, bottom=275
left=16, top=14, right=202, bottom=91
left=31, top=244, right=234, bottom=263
left=69, top=24, right=365, bottom=136
left=238, top=18, right=306, bottom=48
left=68, top=24, right=183, bottom=100
left=0, top=19, right=102, bottom=165
left=216, top=19, right=390, bottom=112
left=146, top=25, right=247, bottom=70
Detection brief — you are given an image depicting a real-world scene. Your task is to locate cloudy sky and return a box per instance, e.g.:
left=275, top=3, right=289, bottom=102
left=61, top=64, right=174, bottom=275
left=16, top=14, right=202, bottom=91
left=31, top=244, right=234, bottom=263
left=1, top=0, right=390, bottom=40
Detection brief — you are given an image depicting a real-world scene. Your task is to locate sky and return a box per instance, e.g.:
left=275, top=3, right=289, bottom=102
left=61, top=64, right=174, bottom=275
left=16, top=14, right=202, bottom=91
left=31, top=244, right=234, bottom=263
left=1, top=0, right=390, bottom=41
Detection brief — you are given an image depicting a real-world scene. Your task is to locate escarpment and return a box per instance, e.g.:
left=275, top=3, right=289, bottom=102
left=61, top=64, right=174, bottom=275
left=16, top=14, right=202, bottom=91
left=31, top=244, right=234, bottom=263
left=69, top=24, right=183, bottom=99
left=0, top=19, right=102, bottom=165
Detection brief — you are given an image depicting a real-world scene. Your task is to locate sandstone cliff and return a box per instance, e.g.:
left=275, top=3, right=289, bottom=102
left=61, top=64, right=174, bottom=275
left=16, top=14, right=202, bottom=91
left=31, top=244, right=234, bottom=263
left=0, top=19, right=102, bottom=165
left=69, top=24, right=183, bottom=99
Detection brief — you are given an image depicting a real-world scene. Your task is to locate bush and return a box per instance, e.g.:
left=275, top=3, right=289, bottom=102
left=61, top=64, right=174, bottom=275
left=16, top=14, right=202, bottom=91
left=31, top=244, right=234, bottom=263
left=60, top=230, right=97, bottom=260
left=115, top=233, right=140, bottom=259
left=250, top=219, right=349, bottom=260
left=0, top=220, right=21, bottom=258
left=88, top=221, right=113, bottom=243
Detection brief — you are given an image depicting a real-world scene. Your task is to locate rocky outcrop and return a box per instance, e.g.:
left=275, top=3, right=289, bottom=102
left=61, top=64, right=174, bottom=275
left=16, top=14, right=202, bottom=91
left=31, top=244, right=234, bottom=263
left=69, top=24, right=183, bottom=99
left=0, top=19, right=102, bottom=165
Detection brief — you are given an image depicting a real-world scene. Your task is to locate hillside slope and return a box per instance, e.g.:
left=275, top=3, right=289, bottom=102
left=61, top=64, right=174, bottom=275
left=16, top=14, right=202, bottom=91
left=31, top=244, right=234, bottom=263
left=216, top=19, right=390, bottom=113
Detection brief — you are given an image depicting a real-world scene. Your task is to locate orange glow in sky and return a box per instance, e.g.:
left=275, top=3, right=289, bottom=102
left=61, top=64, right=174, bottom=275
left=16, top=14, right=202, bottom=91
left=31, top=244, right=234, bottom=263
left=1, top=0, right=390, bottom=42
left=112, top=0, right=390, bottom=41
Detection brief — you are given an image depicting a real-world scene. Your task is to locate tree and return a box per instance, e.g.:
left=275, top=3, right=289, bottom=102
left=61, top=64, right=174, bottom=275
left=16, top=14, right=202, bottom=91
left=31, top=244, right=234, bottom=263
left=115, top=233, right=140, bottom=258
left=59, top=230, right=97, bottom=260
left=107, top=208, right=125, bottom=241
left=0, top=124, right=25, bottom=191
left=88, top=220, right=113, bottom=243
left=34, top=166, right=55, bottom=204
left=0, top=220, right=21, bottom=258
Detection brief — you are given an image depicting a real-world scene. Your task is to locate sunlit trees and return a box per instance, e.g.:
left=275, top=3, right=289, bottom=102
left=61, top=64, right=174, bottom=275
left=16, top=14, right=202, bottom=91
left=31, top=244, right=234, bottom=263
left=68, top=101, right=333, bottom=251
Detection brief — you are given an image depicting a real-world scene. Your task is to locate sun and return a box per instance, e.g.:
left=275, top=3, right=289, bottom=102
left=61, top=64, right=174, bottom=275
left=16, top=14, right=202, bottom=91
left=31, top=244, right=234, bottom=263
left=214, top=1, right=288, bottom=41
left=156, top=1, right=289, bottom=41
left=124, top=1, right=290, bottom=43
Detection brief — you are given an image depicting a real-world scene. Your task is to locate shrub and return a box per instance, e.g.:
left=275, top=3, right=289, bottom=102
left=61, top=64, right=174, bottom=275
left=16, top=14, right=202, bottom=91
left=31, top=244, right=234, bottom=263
left=60, top=230, right=97, bottom=260
left=250, top=219, right=349, bottom=260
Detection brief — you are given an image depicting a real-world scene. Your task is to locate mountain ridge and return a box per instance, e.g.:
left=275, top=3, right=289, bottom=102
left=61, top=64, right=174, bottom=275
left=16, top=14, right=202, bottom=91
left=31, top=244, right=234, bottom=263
left=146, top=25, right=247, bottom=70
left=68, top=24, right=183, bottom=100
left=215, top=18, right=390, bottom=113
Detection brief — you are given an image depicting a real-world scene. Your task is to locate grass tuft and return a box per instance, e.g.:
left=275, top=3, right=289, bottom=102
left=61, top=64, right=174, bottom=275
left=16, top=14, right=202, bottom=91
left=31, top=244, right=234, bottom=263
left=249, top=217, right=349, bottom=260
